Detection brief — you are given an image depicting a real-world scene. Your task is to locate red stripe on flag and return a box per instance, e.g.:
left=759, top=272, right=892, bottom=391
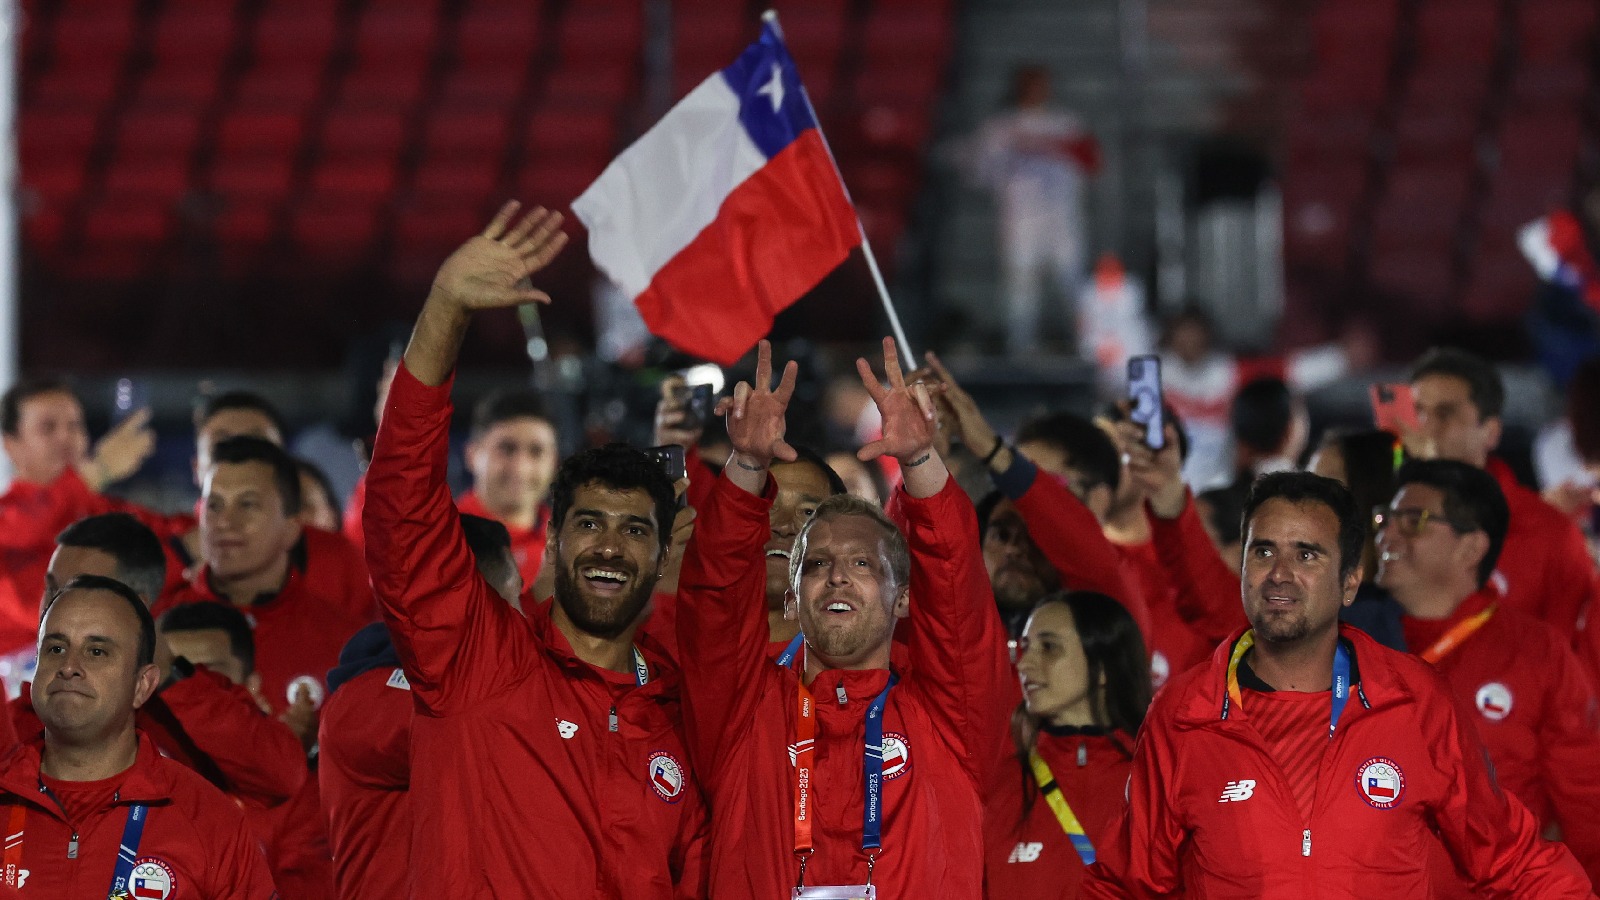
left=634, top=130, right=861, bottom=365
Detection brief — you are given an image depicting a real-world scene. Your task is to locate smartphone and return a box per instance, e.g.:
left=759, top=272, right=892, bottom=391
left=112, top=377, right=149, bottom=424
left=1369, top=383, right=1419, bottom=434
left=1126, top=355, right=1165, bottom=450
left=647, top=444, right=688, bottom=483
left=681, top=383, right=714, bottom=434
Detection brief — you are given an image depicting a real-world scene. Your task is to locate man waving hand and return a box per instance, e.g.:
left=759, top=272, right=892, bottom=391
left=676, top=338, right=1011, bottom=897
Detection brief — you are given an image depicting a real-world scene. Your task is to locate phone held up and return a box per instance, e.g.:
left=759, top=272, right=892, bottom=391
left=1368, top=383, right=1419, bottom=435
left=1126, top=355, right=1165, bottom=450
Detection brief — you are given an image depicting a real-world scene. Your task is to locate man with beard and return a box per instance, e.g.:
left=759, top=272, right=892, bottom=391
left=1084, top=472, right=1594, bottom=898
left=675, top=339, right=1011, bottom=897
left=363, top=201, right=708, bottom=897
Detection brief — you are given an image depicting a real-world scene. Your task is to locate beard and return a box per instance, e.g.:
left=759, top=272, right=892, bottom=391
left=1248, top=605, right=1313, bottom=644
left=553, top=560, right=657, bottom=641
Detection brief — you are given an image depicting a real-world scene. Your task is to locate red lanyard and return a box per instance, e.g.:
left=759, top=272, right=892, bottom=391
left=793, top=680, right=817, bottom=856
left=3, top=805, right=22, bottom=887
left=1418, top=605, right=1496, bottom=664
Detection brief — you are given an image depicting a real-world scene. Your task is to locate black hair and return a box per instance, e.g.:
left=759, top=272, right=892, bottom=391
left=210, top=436, right=303, bottom=516
left=1, top=377, right=75, bottom=436
left=156, top=601, right=257, bottom=675
left=1230, top=378, right=1294, bottom=456
left=975, top=489, right=1003, bottom=541
left=470, top=389, right=552, bottom=439
left=293, top=457, right=342, bottom=521
left=1408, top=347, right=1505, bottom=420
left=460, top=513, right=512, bottom=560
left=549, top=443, right=677, bottom=552
left=1241, top=471, right=1366, bottom=581
left=55, top=513, right=167, bottom=603
left=1315, top=429, right=1402, bottom=579
left=1012, top=590, right=1151, bottom=826
left=1196, top=484, right=1248, bottom=547
left=779, top=444, right=848, bottom=497
left=42, top=574, right=157, bottom=668
left=1098, top=400, right=1192, bottom=462
left=195, top=390, right=288, bottom=441
left=1159, top=305, right=1214, bottom=349
left=1015, top=412, right=1122, bottom=493
left=1392, top=459, right=1510, bottom=588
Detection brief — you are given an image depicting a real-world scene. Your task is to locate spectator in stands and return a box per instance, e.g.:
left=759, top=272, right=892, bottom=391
left=1, top=575, right=276, bottom=897
left=295, top=457, right=342, bottom=533
left=0, top=379, right=168, bottom=675
left=1083, top=472, right=1594, bottom=898
left=458, top=388, right=560, bottom=589
left=974, top=63, right=1100, bottom=354
left=1406, top=347, right=1600, bottom=643
left=364, top=202, right=708, bottom=896
left=1376, top=460, right=1600, bottom=891
left=984, top=590, right=1151, bottom=897
left=158, top=436, right=371, bottom=721
left=320, top=513, right=520, bottom=900
left=1228, top=377, right=1307, bottom=487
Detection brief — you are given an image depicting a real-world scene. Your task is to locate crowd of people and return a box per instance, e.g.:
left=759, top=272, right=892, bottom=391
left=0, top=200, right=1596, bottom=898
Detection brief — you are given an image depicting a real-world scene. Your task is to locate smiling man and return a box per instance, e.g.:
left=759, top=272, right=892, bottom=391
left=675, top=339, right=1011, bottom=898
left=0, top=575, right=274, bottom=897
left=362, top=202, right=708, bottom=897
left=1084, top=471, right=1595, bottom=898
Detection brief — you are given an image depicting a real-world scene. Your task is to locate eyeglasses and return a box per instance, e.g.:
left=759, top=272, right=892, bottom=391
left=1371, top=506, right=1453, bottom=536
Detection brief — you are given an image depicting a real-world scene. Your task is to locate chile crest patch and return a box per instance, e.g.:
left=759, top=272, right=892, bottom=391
left=1355, top=757, right=1405, bottom=809
left=646, top=751, right=685, bottom=803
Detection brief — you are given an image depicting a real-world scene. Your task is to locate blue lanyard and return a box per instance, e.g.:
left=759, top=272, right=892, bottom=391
left=777, top=633, right=803, bottom=667
left=862, top=674, right=897, bottom=851
left=107, top=804, right=150, bottom=898
left=1329, top=642, right=1351, bottom=738
left=632, top=647, right=649, bottom=686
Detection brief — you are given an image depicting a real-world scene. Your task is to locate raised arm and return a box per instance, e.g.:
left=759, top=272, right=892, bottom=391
left=365, top=203, right=567, bottom=714
left=154, top=667, right=308, bottom=807
left=674, top=341, right=794, bottom=781
left=863, top=340, right=1011, bottom=781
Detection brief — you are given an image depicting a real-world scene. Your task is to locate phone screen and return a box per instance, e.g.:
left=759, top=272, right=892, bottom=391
left=113, top=378, right=149, bottom=424
left=1126, top=356, right=1165, bottom=450
left=1369, top=383, right=1419, bottom=434
left=647, top=444, right=688, bottom=483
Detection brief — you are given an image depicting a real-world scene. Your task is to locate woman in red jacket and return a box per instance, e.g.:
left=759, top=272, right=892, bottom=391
left=984, top=590, right=1152, bottom=897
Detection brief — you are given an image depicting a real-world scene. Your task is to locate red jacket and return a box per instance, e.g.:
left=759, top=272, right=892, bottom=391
left=1487, top=457, right=1600, bottom=643
left=365, top=363, right=709, bottom=898
left=340, top=474, right=367, bottom=560
left=0, top=731, right=276, bottom=899
left=1115, top=540, right=1211, bottom=689
left=675, top=471, right=1012, bottom=897
left=268, top=772, right=334, bottom=900
left=983, top=729, right=1134, bottom=899
left=1082, top=625, right=1594, bottom=898
left=455, top=490, right=549, bottom=588
left=9, top=669, right=305, bottom=810
left=317, top=666, right=411, bottom=900
left=1403, top=588, right=1600, bottom=893
left=0, top=468, right=195, bottom=657
left=1144, top=492, right=1249, bottom=646
left=156, top=566, right=371, bottom=717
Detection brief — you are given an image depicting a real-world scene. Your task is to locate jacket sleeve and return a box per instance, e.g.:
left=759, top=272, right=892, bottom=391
left=363, top=363, right=537, bottom=715
left=209, top=800, right=281, bottom=899
left=1147, top=493, right=1248, bottom=643
left=1424, top=667, right=1597, bottom=897
left=1543, top=520, right=1600, bottom=644
left=0, top=469, right=97, bottom=550
left=684, top=445, right=717, bottom=513
left=889, top=478, right=1014, bottom=786
left=996, top=455, right=1152, bottom=639
left=671, top=777, right=713, bottom=900
left=158, top=667, right=307, bottom=806
left=1535, top=635, right=1600, bottom=886
left=673, top=472, right=777, bottom=784
left=1081, top=707, right=1187, bottom=898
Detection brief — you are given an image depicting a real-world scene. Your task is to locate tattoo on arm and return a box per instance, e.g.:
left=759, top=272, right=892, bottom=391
left=902, top=453, right=932, bottom=468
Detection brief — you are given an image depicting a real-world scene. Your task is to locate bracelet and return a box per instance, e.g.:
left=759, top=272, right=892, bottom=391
left=980, top=435, right=1006, bottom=466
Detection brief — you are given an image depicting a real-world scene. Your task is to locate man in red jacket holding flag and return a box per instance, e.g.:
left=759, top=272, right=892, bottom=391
left=675, top=338, right=1011, bottom=897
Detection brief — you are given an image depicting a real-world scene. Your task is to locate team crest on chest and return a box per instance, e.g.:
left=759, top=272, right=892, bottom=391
left=646, top=750, right=685, bottom=803
left=1355, top=757, right=1405, bottom=809
left=1475, top=682, right=1513, bottom=721
left=120, top=857, right=177, bottom=899
left=880, top=731, right=911, bottom=781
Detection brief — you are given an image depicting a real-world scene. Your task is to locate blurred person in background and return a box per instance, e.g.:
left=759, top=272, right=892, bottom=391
left=0, top=575, right=276, bottom=897
left=295, top=458, right=342, bottom=533
left=192, top=390, right=286, bottom=484
left=1308, top=428, right=1406, bottom=649
left=1406, top=347, right=1600, bottom=647
left=1194, top=484, right=1246, bottom=566
left=827, top=449, right=886, bottom=506
left=1375, top=460, right=1600, bottom=892
left=457, top=388, right=560, bottom=588
left=974, top=64, right=1101, bottom=355
left=983, top=590, right=1152, bottom=898
left=1228, top=377, right=1308, bottom=488
left=1518, top=183, right=1600, bottom=386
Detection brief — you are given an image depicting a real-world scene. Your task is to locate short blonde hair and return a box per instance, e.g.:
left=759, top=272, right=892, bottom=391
left=787, top=495, right=911, bottom=592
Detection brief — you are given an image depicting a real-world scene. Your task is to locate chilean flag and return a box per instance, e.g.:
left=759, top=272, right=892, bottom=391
left=572, top=18, right=861, bottom=365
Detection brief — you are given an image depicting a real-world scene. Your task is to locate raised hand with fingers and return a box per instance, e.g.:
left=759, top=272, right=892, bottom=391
left=722, top=340, right=798, bottom=495
left=431, top=201, right=568, bottom=312
left=1118, top=416, right=1186, bottom=519
left=857, top=338, right=950, bottom=498
left=924, top=350, right=1003, bottom=465
left=80, top=408, right=157, bottom=491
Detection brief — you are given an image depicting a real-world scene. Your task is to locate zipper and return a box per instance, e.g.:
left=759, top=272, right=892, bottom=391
left=67, top=832, right=78, bottom=859
left=1301, top=829, right=1310, bottom=857
left=835, top=683, right=848, bottom=706
left=608, top=705, right=618, bottom=733
left=1077, top=741, right=1087, bottom=767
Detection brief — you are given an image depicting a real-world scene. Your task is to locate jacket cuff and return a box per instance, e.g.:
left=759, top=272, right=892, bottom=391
left=990, top=452, right=1038, bottom=500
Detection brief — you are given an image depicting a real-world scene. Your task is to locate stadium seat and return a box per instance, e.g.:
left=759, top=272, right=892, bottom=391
left=410, top=157, right=502, bottom=206
left=524, top=106, right=618, bottom=160
left=437, top=63, right=528, bottom=108
left=1517, top=0, right=1598, bottom=63
left=1368, top=246, right=1455, bottom=311
left=421, top=109, right=513, bottom=157
left=1282, top=161, right=1367, bottom=270
left=251, top=3, right=340, bottom=64
left=216, top=110, right=309, bottom=158
left=456, top=0, right=543, bottom=67
left=208, top=155, right=297, bottom=202
left=1390, top=109, right=1478, bottom=165
left=1413, top=0, right=1501, bottom=67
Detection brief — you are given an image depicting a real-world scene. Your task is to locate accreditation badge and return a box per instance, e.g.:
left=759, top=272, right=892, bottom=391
left=794, top=886, right=876, bottom=900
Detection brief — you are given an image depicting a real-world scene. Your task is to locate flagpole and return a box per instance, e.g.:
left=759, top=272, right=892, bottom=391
left=763, top=10, right=915, bottom=364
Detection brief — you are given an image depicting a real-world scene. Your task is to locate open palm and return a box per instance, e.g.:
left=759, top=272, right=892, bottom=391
left=433, top=201, right=568, bottom=310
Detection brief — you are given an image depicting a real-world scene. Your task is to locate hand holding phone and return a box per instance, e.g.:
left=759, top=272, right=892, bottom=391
left=1368, top=383, right=1419, bottom=435
left=1126, top=355, right=1165, bottom=450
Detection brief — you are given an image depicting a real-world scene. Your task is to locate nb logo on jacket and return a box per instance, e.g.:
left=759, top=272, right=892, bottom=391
left=1008, top=842, right=1044, bottom=863
left=1217, top=779, right=1256, bottom=802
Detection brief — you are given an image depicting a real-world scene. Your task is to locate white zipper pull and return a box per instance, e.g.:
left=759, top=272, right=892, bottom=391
left=608, top=705, right=618, bottom=733
left=67, top=832, right=78, bottom=859
left=1301, top=829, right=1311, bottom=857
left=835, top=684, right=847, bottom=706
left=1077, top=741, right=1087, bottom=767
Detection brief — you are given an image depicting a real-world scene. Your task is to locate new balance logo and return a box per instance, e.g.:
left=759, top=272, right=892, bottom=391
left=556, top=719, right=579, bottom=740
left=1008, top=842, right=1044, bottom=863
left=1217, top=779, right=1257, bottom=802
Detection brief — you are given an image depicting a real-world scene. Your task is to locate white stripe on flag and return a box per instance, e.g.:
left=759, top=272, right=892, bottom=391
left=572, top=74, right=768, bottom=299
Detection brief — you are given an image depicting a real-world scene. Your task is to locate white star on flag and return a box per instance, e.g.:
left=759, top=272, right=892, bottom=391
left=757, top=62, right=784, bottom=112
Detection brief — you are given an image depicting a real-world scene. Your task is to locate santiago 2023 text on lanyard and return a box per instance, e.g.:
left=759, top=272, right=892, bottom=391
left=3, top=787, right=149, bottom=898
